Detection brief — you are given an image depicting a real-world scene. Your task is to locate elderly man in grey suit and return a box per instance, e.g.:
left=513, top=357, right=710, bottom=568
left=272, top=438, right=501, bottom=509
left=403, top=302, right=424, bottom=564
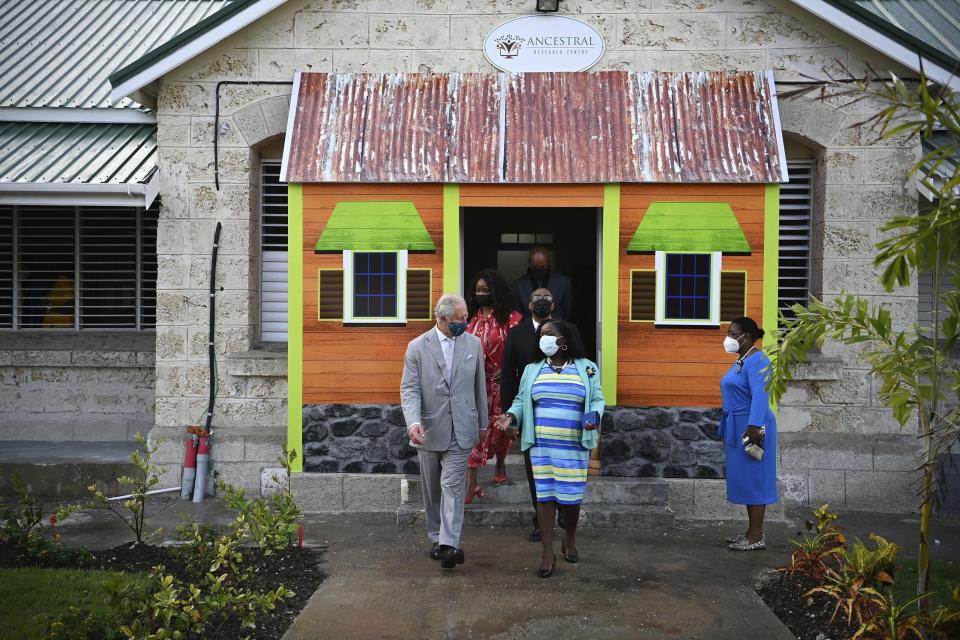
left=400, top=293, right=487, bottom=569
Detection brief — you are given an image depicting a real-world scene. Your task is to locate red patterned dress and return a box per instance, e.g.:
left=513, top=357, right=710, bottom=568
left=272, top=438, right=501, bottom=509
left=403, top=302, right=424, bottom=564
left=467, top=308, right=523, bottom=468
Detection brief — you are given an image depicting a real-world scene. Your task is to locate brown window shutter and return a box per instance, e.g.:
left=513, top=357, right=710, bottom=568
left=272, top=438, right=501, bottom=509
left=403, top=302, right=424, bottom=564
left=406, top=269, right=432, bottom=321
left=720, top=271, right=746, bottom=322
left=318, top=269, right=344, bottom=320
left=630, top=270, right=655, bottom=321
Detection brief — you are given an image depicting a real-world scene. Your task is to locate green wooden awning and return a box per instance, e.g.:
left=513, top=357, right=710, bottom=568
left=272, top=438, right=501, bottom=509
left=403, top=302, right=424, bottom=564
left=315, top=201, right=436, bottom=252
left=627, top=202, right=751, bottom=253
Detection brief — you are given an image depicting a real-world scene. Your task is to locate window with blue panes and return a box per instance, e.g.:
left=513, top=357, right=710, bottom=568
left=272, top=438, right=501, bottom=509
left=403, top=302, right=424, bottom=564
left=352, top=252, right=398, bottom=318
left=664, top=253, right=712, bottom=320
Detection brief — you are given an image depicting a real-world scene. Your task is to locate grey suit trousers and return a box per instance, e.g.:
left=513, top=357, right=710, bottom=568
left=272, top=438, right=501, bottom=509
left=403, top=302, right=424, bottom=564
left=418, top=445, right=471, bottom=548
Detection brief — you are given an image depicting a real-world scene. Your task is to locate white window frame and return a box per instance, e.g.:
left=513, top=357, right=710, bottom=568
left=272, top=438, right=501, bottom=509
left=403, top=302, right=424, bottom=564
left=654, top=250, right=722, bottom=326
left=343, top=250, right=408, bottom=324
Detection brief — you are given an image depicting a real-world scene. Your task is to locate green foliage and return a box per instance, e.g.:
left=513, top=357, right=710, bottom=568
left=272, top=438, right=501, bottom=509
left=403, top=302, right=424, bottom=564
left=58, top=432, right=165, bottom=545
left=219, top=447, right=302, bottom=555
left=169, top=521, right=222, bottom=581
left=783, top=504, right=847, bottom=583
left=0, top=568, right=149, bottom=640
left=852, top=590, right=929, bottom=640
left=0, top=474, right=79, bottom=563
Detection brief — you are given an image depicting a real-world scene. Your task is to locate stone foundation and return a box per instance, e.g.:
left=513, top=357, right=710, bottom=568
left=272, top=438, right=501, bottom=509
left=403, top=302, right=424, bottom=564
left=600, top=406, right=724, bottom=479
left=302, top=404, right=419, bottom=474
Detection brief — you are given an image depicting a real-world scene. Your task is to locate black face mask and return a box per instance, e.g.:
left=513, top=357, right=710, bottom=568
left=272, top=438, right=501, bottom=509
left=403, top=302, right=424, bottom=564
left=475, top=294, right=493, bottom=307
left=529, top=266, right=550, bottom=282
left=532, top=299, right=552, bottom=318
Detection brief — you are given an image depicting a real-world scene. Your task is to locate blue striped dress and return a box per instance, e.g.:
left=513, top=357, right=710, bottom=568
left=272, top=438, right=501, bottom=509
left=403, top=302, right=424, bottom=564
left=530, top=362, right=588, bottom=505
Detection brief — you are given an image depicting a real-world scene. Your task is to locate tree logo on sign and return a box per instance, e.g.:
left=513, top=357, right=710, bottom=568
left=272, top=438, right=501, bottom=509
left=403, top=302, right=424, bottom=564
left=495, top=35, right=523, bottom=59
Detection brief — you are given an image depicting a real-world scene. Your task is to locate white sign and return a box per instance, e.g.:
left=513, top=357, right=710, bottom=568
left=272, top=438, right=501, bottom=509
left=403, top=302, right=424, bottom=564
left=483, top=15, right=605, bottom=73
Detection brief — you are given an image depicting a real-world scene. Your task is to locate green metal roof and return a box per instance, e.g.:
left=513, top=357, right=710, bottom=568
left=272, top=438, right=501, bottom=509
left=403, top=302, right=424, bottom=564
left=628, top=202, right=752, bottom=253
left=0, top=0, right=232, bottom=110
left=0, top=122, right=157, bottom=184
left=315, top=202, right=436, bottom=252
left=826, top=0, right=960, bottom=71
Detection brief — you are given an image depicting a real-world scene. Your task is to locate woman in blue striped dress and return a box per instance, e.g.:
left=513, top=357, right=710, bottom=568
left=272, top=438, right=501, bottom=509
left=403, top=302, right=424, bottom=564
left=497, top=321, right=604, bottom=578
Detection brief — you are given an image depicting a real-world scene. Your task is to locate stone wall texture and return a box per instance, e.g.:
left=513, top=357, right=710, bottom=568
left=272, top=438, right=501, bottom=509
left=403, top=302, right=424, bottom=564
left=302, top=404, right=419, bottom=474
left=148, top=0, right=923, bottom=502
left=0, top=334, right=155, bottom=441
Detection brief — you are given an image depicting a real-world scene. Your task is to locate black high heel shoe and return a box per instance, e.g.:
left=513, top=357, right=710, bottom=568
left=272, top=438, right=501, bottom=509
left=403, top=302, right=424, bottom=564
left=537, top=553, right=557, bottom=578
left=561, top=541, right=578, bottom=564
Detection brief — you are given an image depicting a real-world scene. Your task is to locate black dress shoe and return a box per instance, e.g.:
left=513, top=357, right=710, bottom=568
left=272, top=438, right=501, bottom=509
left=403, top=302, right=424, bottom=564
left=527, top=528, right=541, bottom=543
left=561, top=541, right=578, bottom=564
left=440, top=546, right=465, bottom=569
left=430, top=542, right=443, bottom=560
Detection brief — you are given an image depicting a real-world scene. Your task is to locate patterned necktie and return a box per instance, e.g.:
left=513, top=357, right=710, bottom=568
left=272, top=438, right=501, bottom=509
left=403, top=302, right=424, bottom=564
left=442, top=337, right=454, bottom=384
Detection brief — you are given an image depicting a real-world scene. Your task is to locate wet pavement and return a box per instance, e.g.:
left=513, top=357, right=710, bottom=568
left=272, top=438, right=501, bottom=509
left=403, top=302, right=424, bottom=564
left=47, top=500, right=960, bottom=640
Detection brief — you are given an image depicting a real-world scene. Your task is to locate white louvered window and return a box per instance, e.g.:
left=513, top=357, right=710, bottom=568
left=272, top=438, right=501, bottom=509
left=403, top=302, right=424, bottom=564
left=778, top=159, right=814, bottom=318
left=261, top=161, right=288, bottom=342
left=0, top=205, right=157, bottom=331
left=918, top=262, right=957, bottom=334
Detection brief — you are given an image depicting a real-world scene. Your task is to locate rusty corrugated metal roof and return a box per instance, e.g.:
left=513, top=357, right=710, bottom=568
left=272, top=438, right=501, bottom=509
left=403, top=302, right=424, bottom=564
left=282, top=71, right=786, bottom=184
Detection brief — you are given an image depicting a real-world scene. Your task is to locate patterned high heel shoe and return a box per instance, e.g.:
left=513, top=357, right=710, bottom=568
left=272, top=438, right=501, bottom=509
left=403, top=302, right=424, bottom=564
left=728, top=536, right=766, bottom=551
left=464, top=486, right=485, bottom=504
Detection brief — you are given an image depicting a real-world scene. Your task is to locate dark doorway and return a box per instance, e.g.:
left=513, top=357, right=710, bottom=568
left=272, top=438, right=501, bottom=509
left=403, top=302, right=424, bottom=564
left=462, top=207, right=600, bottom=359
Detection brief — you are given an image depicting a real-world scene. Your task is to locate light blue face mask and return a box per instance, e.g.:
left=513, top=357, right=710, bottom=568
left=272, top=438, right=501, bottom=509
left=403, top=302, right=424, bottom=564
left=539, top=335, right=560, bottom=356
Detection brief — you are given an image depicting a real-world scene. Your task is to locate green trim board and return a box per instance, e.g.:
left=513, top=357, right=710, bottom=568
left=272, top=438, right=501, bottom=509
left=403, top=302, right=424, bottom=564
left=287, top=183, right=303, bottom=473
left=763, top=183, right=780, bottom=416
left=108, top=0, right=265, bottom=88
left=628, top=202, right=751, bottom=253
left=443, top=184, right=461, bottom=294
left=315, top=201, right=435, bottom=252
left=601, top=184, right=620, bottom=405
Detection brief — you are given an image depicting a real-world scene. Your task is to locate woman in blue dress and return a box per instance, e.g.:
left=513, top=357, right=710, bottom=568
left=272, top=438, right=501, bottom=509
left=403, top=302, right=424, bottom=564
left=496, top=321, right=604, bottom=578
left=719, top=316, right=777, bottom=551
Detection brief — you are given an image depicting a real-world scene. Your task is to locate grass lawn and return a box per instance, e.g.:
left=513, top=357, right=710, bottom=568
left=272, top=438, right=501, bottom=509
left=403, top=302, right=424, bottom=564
left=891, top=559, right=960, bottom=609
left=0, top=568, right=150, bottom=640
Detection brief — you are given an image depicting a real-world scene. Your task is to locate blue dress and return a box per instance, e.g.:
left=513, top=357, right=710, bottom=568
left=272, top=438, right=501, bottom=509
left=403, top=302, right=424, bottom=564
left=719, top=352, right=778, bottom=505
left=529, top=362, right=589, bottom=505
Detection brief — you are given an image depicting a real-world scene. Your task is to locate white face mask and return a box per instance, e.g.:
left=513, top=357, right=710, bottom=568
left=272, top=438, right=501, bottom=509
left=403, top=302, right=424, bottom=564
left=723, top=336, right=741, bottom=353
left=540, top=335, right=560, bottom=357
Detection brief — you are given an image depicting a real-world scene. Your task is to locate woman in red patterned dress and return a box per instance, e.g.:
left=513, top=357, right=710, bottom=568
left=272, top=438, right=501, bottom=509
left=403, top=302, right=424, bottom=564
left=465, top=269, right=523, bottom=504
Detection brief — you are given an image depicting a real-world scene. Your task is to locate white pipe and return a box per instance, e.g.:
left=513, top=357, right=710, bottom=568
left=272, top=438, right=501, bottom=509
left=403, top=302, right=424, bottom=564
left=107, top=486, right=182, bottom=502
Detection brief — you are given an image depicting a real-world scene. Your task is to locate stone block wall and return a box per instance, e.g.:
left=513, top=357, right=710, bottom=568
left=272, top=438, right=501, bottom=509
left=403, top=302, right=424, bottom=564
left=600, top=407, right=725, bottom=479
left=149, top=0, right=922, bottom=501
left=302, top=404, right=419, bottom=474
left=0, top=333, right=155, bottom=441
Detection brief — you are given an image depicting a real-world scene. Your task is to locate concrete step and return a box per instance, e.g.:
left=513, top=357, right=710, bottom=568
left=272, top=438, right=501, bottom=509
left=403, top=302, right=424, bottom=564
left=396, top=503, right=675, bottom=529
left=400, top=473, right=669, bottom=507
left=0, top=441, right=140, bottom=498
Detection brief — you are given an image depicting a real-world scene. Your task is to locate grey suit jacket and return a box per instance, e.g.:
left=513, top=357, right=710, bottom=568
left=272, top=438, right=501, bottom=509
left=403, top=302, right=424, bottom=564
left=400, top=327, right=488, bottom=452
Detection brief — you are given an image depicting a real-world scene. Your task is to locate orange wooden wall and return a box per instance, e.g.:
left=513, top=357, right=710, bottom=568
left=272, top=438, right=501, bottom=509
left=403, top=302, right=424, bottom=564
left=302, top=184, right=444, bottom=404
left=617, top=184, right=766, bottom=408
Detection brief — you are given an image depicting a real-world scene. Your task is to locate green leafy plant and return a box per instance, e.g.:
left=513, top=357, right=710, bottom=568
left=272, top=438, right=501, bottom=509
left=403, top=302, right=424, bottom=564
left=219, top=447, right=302, bottom=555
left=783, top=504, right=847, bottom=583
left=806, top=534, right=899, bottom=629
left=0, top=474, right=74, bottom=562
left=170, top=521, right=222, bottom=581
left=771, top=70, right=960, bottom=606
left=59, top=432, right=165, bottom=545
left=852, top=590, right=928, bottom=640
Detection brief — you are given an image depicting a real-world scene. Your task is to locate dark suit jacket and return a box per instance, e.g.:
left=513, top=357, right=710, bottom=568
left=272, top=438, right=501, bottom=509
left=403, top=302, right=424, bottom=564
left=499, top=318, right=545, bottom=413
left=511, top=271, right=573, bottom=322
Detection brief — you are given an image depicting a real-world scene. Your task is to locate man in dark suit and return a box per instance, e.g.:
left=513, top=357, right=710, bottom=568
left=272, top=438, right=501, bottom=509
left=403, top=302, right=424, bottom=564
left=511, top=246, right=573, bottom=322
left=500, top=287, right=553, bottom=542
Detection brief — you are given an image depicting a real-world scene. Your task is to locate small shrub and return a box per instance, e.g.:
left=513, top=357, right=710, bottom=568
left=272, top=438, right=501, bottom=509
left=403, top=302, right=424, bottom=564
left=59, top=432, right=165, bottom=545
left=806, top=534, right=899, bottom=629
left=219, top=447, right=302, bottom=555
left=783, top=504, right=847, bottom=583
left=170, top=521, right=222, bottom=581
left=0, top=474, right=80, bottom=563
left=852, top=590, right=927, bottom=640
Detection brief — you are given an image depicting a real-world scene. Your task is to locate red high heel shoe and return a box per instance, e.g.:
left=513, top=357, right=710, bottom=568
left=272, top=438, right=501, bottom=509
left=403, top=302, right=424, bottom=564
left=465, top=486, right=485, bottom=504
left=494, top=469, right=508, bottom=484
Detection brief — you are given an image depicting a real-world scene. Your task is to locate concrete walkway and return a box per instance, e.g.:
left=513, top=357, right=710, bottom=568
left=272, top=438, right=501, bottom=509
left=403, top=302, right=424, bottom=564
left=48, top=501, right=960, bottom=640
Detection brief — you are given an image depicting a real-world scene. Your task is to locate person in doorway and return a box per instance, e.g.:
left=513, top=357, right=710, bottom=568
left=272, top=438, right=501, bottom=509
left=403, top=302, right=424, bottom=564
left=719, top=316, right=778, bottom=551
left=496, top=321, right=604, bottom=578
left=500, top=287, right=554, bottom=541
left=511, top=245, right=573, bottom=322
left=400, top=294, right=488, bottom=569
left=464, top=269, right=523, bottom=503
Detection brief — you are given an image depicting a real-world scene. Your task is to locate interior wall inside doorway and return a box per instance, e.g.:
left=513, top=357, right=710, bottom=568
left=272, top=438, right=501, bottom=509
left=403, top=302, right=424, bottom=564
left=462, top=207, right=599, bottom=359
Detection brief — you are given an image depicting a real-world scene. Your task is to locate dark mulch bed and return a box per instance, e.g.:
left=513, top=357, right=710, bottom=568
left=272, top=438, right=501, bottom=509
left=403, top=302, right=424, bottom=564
left=757, top=571, right=860, bottom=640
left=0, top=540, right=325, bottom=640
